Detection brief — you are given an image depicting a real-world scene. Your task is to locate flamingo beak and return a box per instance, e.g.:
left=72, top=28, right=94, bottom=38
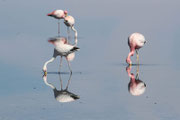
left=48, top=40, right=55, bottom=45
left=43, top=70, right=47, bottom=76
left=47, top=13, right=53, bottom=16
left=44, top=71, right=47, bottom=76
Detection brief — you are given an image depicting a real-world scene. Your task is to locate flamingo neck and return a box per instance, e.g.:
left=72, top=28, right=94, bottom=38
left=126, top=49, right=135, bottom=64
left=72, top=26, right=78, bottom=46
left=43, top=57, right=55, bottom=70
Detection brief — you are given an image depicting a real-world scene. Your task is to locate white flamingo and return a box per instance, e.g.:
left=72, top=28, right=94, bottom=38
left=47, top=10, right=68, bottom=36
left=126, top=33, right=146, bottom=65
left=43, top=37, right=80, bottom=75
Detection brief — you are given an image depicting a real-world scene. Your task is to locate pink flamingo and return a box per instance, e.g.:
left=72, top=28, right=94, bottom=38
left=126, top=65, right=146, bottom=96
left=47, top=10, right=68, bottom=36
left=126, top=33, right=146, bottom=65
left=43, top=37, right=79, bottom=75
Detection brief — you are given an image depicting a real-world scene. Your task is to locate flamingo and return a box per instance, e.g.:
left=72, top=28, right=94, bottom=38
left=126, top=33, right=146, bottom=65
left=47, top=10, right=68, bottom=36
left=64, top=15, right=78, bottom=46
left=126, top=65, right=146, bottom=96
left=43, top=37, right=80, bottom=75
left=43, top=73, right=80, bottom=103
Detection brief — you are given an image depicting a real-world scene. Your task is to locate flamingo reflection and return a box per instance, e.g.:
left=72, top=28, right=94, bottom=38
left=126, top=65, right=146, bottom=96
left=43, top=73, right=80, bottom=103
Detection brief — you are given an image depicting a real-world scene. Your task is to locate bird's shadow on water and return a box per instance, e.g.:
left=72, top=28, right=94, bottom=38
left=47, top=71, right=82, bottom=75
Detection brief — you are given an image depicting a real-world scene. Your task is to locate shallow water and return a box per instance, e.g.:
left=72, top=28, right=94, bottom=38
left=0, top=0, right=180, bottom=120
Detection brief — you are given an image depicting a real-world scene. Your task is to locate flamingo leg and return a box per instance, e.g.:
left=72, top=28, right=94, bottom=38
left=136, top=50, right=139, bottom=65
left=71, top=26, right=78, bottom=46
left=67, top=27, right=71, bottom=42
left=66, top=58, right=72, bottom=73
left=58, top=20, right=60, bottom=37
left=59, top=56, right=63, bottom=73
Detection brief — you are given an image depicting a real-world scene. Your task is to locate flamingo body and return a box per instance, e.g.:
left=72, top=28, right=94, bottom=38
left=128, top=33, right=146, bottom=49
left=47, top=10, right=66, bottom=19
left=49, top=37, right=79, bottom=56
left=64, top=15, right=75, bottom=27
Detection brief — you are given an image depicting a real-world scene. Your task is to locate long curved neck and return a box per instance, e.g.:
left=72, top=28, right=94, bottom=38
left=128, top=49, right=135, bottom=59
left=127, top=49, right=135, bottom=64
left=71, top=26, right=78, bottom=46
left=43, top=57, right=55, bottom=70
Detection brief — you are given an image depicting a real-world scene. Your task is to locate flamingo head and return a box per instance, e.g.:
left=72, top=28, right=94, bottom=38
left=43, top=67, right=47, bottom=76
left=64, top=10, right=68, bottom=17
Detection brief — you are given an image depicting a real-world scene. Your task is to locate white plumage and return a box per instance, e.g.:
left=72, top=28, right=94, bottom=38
left=43, top=37, right=79, bottom=73
left=47, top=9, right=66, bottom=19
left=64, top=15, right=75, bottom=27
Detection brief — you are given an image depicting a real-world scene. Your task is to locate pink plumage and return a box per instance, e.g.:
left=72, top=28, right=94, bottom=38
left=126, top=33, right=146, bottom=65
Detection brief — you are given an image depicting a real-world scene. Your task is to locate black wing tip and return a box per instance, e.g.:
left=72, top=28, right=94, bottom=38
left=70, top=47, right=80, bottom=52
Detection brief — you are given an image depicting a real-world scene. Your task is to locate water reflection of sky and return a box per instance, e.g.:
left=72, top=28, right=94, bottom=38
left=0, top=0, right=180, bottom=120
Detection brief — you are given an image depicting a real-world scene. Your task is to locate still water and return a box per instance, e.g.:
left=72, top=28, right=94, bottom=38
left=0, top=0, right=180, bottom=120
